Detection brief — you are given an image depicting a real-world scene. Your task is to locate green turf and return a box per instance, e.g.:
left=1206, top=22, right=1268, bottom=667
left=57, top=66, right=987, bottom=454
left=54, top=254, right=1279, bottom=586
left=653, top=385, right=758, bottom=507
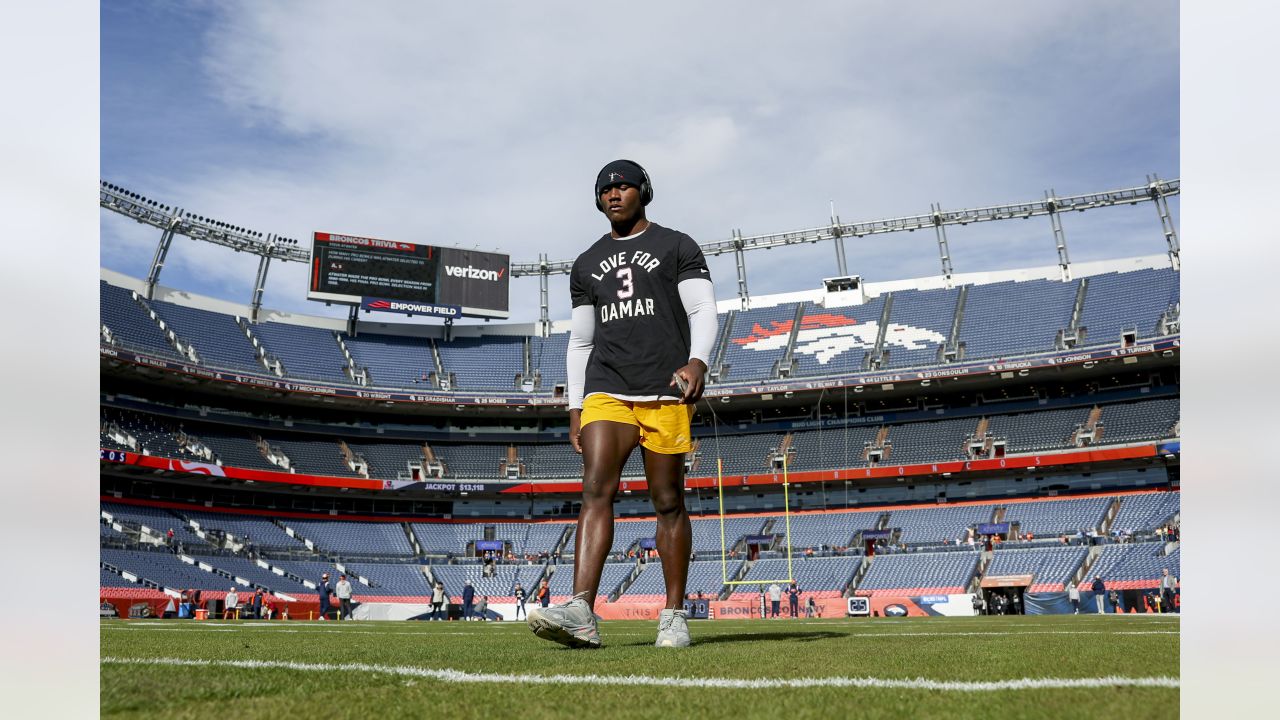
left=101, top=614, right=1178, bottom=719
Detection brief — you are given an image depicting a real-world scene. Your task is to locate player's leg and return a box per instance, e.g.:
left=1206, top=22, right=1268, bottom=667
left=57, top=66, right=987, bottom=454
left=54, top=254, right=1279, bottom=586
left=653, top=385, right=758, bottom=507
left=572, top=420, right=639, bottom=605
left=643, top=447, right=691, bottom=609
left=528, top=419, right=634, bottom=648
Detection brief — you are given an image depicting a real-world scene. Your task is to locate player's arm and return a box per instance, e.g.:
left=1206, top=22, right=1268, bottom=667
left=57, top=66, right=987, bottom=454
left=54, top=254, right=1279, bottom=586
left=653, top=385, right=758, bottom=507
left=566, top=304, right=595, bottom=453
left=671, top=277, right=716, bottom=403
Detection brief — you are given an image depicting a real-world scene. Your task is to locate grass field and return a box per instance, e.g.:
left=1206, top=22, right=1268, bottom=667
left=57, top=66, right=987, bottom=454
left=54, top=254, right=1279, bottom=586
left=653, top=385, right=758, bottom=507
left=101, top=614, right=1178, bottom=719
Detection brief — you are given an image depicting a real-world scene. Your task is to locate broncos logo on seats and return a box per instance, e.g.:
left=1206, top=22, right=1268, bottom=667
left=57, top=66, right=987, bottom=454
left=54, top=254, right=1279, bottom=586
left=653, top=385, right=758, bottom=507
left=731, top=312, right=946, bottom=364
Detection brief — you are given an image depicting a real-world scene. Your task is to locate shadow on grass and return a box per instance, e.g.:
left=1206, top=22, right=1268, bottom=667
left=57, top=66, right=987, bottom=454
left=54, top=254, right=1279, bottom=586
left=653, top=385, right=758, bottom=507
left=619, top=630, right=845, bottom=647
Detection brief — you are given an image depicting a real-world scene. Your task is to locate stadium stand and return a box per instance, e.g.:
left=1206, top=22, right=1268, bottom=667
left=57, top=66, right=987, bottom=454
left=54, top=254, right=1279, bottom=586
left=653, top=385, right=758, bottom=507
left=431, top=443, right=506, bottom=479
left=522, top=443, right=584, bottom=479
left=706, top=432, right=785, bottom=475
left=265, top=436, right=360, bottom=478
left=889, top=504, right=998, bottom=544
left=608, top=520, right=658, bottom=555
left=882, top=286, right=955, bottom=369
left=436, top=336, right=525, bottom=391
left=528, top=332, right=570, bottom=389
left=99, top=281, right=184, bottom=359
left=101, top=548, right=224, bottom=591
left=1097, top=398, right=1180, bottom=444
left=429, top=563, right=539, bottom=601
left=340, top=332, right=434, bottom=389
left=149, top=300, right=261, bottom=371
left=101, top=567, right=139, bottom=588
left=623, top=558, right=739, bottom=599
left=251, top=322, right=351, bottom=384
left=198, top=556, right=311, bottom=594
left=342, top=563, right=433, bottom=597
left=957, top=278, right=1078, bottom=360
left=177, top=510, right=305, bottom=552
left=985, top=406, right=1090, bottom=454
left=1086, top=543, right=1180, bottom=589
left=884, top=417, right=975, bottom=465
left=984, top=546, right=1090, bottom=591
left=100, top=407, right=208, bottom=462
left=692, top=516, right=767, bottom=552
left=1109, top=492, right=1180, bottom=534
left=190, top=426, right=279, bottom=471
left=283, top=520, right=415, bottom=558
left=719, top=302, right=802, bottom=381
left=768, top=510, right=883, bottom=550
left=346, top=441, right=426, bottom=481
left=856, top=550, right=981, bottom=596
left=731, top=556, right=860, bottom=598
left=789, top=299, right=888, bottom=378
left=1002, top=496, right=1112, bottom=536
left=1077, top=267, right=1179, bottom=347
left=101, top=392, right=1179, bottom=481
left=545, top=562, right=634, bottom=601
left=787, top=426, right=881, bottom=472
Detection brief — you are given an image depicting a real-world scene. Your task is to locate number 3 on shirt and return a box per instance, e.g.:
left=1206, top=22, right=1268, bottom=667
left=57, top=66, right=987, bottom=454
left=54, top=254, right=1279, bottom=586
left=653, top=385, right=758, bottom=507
left=616, top=267, right=634, bottom=299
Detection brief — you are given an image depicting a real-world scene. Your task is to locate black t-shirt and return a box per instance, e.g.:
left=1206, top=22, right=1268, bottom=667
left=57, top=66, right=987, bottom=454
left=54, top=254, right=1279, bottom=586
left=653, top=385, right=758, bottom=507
left=570, top=223, right=710, bottom=398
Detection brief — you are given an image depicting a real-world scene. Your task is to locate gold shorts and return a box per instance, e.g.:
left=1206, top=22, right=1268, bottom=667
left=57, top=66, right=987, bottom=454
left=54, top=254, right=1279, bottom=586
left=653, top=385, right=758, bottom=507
left=581, top=394, right=694, bottom=455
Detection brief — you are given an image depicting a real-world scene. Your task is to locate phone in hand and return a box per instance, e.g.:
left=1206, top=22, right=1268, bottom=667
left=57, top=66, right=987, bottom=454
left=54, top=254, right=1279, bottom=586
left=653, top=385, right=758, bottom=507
left=672, top=373, right=689, bottom=396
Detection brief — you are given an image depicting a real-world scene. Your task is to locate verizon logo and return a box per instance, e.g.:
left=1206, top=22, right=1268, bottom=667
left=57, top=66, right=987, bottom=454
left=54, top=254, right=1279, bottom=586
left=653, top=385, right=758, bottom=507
left=445, top=265, right=505, bottom=281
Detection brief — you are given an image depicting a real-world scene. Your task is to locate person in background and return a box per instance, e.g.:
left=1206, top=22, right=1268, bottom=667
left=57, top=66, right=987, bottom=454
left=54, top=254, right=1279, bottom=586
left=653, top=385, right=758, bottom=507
left=317, top=572, right=334, bottom=620
left=768, top=583, right=782, bottom=618
left=462, top=580, right=476, bottom=621
left=224, top=587, right=239, bottom=620
left=805, top=595, right=818, bottom=618
left=1091, top=576, right=1106, bottom=613
left=431, top=581, right=446, bottom=621
left=1159, top=568, right=1179, bottom=613
left=1067, top=581, right=1080, bottom=614
left=335, top=574, right=354, bottom=620
left=537, top=579, right=550, bottom=608
left=788, top=582, right=800, bottom=618
left=251, top=588, right=264, bottom=619
left=477, top=596, right=489, bottom=621
left=514, top=582, right=528, bottom=621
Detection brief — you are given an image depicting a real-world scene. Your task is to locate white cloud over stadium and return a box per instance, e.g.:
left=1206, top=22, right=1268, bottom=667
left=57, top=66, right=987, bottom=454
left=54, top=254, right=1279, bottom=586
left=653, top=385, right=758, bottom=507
left=100, top=1, right=1178, bottom=324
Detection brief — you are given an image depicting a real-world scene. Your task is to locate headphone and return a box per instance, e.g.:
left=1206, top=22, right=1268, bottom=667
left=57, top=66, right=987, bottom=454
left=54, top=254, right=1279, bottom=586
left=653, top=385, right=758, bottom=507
left=595, top=159, right=653, bottom=211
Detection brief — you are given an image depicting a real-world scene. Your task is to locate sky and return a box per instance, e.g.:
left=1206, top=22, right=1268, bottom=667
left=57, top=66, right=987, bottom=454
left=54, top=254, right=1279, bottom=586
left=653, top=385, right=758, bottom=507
left=100, top=0, right=1179, bottom=326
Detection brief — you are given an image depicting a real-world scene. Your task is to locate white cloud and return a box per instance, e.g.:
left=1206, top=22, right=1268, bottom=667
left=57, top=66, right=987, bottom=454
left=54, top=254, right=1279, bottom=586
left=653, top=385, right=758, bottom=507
left=101, top=1, right=1178, bottom=325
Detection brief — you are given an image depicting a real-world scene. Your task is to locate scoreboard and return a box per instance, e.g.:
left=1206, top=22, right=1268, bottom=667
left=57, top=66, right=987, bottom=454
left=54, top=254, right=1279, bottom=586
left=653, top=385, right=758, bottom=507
left=308, top=232, right=510, bottom=319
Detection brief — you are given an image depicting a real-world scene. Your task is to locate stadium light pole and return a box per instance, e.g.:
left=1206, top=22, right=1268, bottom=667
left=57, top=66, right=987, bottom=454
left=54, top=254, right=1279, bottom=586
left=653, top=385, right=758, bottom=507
left=250, top=235, right=274, bottom=322
left=1148, top=173, right=1180, bottom=270
left=830, top=201, right=848, bottom=277
left=537, top=253, right=550, bottom=338
left=145, top=213, right=182, bottom=300
left=1044, top=190, right=1072, bottom=281
left=931, top=203, right=955, bottom=287
left=733, top=229, right=750, bottom=310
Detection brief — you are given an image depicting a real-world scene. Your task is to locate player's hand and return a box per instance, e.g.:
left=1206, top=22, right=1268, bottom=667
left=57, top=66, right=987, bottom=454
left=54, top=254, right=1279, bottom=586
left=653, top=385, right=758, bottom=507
left=670, top=359, right=708, bottom=404
left=568, top=409, right=583, bottom=454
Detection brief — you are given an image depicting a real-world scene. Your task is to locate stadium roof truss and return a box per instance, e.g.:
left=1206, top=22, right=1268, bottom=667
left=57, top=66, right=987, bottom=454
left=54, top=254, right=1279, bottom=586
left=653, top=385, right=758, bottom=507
left=101, top=176, right=1179, bottom=325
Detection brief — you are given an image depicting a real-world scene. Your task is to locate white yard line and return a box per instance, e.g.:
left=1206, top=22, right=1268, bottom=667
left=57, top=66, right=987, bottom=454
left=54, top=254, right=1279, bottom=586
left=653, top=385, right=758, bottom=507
left=100, top=656, right=1178, bottom=691
left=102, top=625, right=1176, bottom=638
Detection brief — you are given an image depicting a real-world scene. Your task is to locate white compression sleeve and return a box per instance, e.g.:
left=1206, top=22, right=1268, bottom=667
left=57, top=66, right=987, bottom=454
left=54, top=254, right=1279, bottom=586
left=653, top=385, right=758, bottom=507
left=565, top=304, right=595, bottom=410
left=678, top=278, right=717, bottom=365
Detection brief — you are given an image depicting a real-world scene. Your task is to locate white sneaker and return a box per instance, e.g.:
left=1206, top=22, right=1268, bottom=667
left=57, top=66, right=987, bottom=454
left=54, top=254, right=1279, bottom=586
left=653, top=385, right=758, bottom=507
left=655, top=609, right=691, bottom=648
left=528, top=595, right=600, bottom=648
